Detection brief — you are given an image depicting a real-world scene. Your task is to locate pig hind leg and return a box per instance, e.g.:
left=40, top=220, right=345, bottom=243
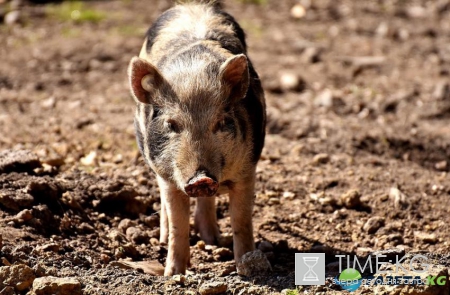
left=194, top=197, right=221, bottom=245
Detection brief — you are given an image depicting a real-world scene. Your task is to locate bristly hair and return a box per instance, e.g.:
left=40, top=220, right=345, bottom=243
left=175, top=0, right=222, bottom=8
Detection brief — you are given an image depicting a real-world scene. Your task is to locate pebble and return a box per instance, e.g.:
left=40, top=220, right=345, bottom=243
left=173, top=274, right=185, bottom=284
left=433, top=81, right=449, bottom=100
left=236, top=250, right=272, bottom=277
left=4, top=10, right=20, bottom=26
left=282, top=191, right=295, bottom=200
left=118, top=218, right=137, bottom=233
left=31, top=276, right=81, bottom=295
left=389, top=187, right=409, bottom=209
left=196, top=240, right=206, bottom=250
left=339, top=189, right=361, bottom=209
left=126, top=226, right=149, bottom=244
left=279, top=72, right=305, bottom=92
left=414, top=231, right=438, bottom=244
left=435, top=160, right=447, bottom=171
left=199, top=281, right=228, bottom=295
left=78, top=222, right=95, bottom=234
left=363, top=216, right=385, bottom=234
left=212, top=247, right=233, bottom=261
left=80, top=151, right=97, bottom=166
left=290, top=3, right=306, bottom=19
left=36, top=243, right=60, bottom=253
left=15, top=209, right=33, bottom=222
left=258, top=241, right=274, bottom=253
left=143, top=215, right=159, bottom=228
left=314, top=89, right=333, bottom=107
left=312, top=153, right=330, bottom=165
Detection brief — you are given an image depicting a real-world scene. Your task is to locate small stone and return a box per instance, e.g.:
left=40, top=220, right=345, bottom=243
left=143, top=215, right=159, bottom=228
left=112, top=154, right=123, bottom=164
left=302, top=47, right=322, bottom=63
left=205, top=245, right=217, bottom=252
left=312, top=153, right=330, bottom=165
left=1, top=257, right=11, bottom=266
left=433, top=81, right=450, bottom=100
left=4, top=11, right=20, bottom=26
left=414, top=231, right=438, bottom=244
left=31, top=276, right=81, bottom=295
left=290, top=3, right=306, bottom=19
left=173, top=274, right=185, bottom=284
left=80, top=151, right=97, bottom=166
left=15, top=209, right=32, bottom=222
left=314, top=89, right=333, bottom=107
left=199, top=281, right=228, bottom=295
left=363, top=216, right=385, bottom=234
left=36, top=243, right=60, bottom=253
left=339, top=189, right=361, bottom=209
left=389, top=187, right=409, bottom=209
left=212, top=247, right=233, bottom=261
left=435, top=160, right=447, bottom=171
left=40, top=97, right=56, bottom=109
left=126, top=227, right=149, bottom=244
left=196, top=240, right=206, bottom=250
left=267, top=197, right=280, bottom=205
left=279, top=72, right=305, bottom=92
left=406, top=5, right=427, bottom=18
left=118, top=218, right=137, bottom=233
left=258, top=241, right=274, bottom=253
left=236, top=250, right=272, bottom=277
left=78, top=222, right=95, bottom=234
left=282, top=191, right=295, bottom=200
left=149, top=238, right=159, bottom=246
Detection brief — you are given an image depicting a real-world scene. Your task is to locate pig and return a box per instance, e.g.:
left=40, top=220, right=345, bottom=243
left=127, top=0, right=266, bottom=276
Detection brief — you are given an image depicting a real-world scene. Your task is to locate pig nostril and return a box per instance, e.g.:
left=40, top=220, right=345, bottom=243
left=184, top=176, right=219, bottom=197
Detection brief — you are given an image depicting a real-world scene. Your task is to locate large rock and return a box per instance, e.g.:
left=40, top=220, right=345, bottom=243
left=0, top=150, right=41, bottom=174
left=0, top=264, right=35, bottom=292
left=236, top=250, right=272, bottom=277
left=31, top=276, right=81, bottom=295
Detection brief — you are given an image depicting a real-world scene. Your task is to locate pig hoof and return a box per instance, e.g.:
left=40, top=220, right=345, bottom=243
left=164, top=264, right=186, bottom=276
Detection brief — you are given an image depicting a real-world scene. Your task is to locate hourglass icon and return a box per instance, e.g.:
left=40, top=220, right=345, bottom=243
left=303, top=257, right=319, bottom=281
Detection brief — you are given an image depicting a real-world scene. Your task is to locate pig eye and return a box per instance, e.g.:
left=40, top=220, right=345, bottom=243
left=214, top=117, right=234, bottom=133
left=164, top=119, right=181, bottom=133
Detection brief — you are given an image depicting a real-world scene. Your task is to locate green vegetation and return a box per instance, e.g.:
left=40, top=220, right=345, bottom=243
left=236, top=0, right=268, bottom=5
left=46, top=1, right=106, bottom=23
left=285, top=289, right=299, bottom=295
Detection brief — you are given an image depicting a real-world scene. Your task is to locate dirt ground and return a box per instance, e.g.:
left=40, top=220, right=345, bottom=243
left=1, top=0, right=450, bottom=294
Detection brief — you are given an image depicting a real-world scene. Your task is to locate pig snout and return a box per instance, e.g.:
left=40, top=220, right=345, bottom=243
left=185, top=171, right=219, bottom=197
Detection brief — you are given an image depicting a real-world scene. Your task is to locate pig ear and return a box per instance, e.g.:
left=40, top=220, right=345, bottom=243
left=219, top=54, right=249, bottom=101
left=128, top=57, right=164, bottom=104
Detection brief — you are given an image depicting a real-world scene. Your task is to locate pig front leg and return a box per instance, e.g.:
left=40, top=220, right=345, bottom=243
left=159, top=195, right=169, bottom=244
left=157, top=176, right=190, bottom=276
left=195, top=197, right=221, bottom=245
left=228, top=172, right=256, bottom=264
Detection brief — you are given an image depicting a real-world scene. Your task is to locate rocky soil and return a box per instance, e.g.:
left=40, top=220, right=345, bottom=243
left=0, top=0, right=450, bottom=294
